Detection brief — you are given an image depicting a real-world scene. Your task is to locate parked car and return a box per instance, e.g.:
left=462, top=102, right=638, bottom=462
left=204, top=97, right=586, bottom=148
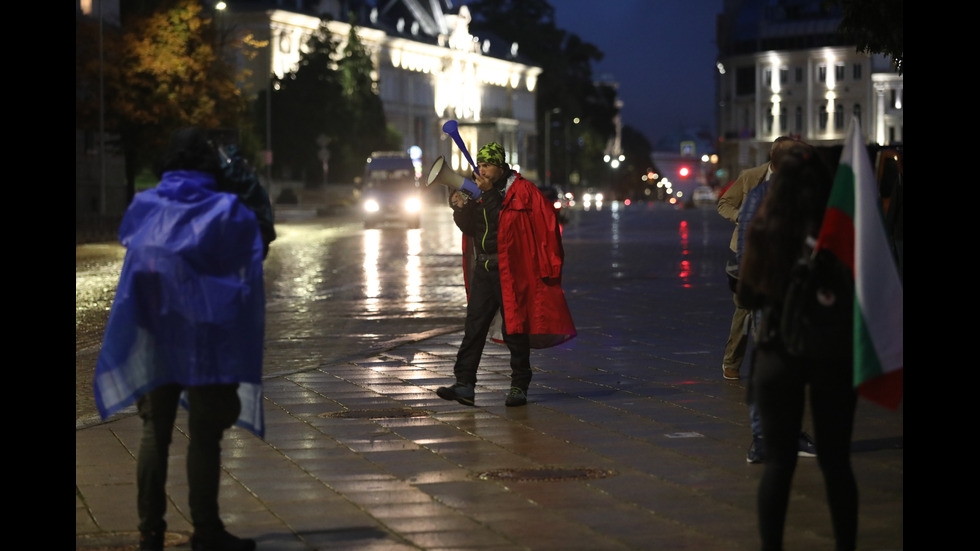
left=692, top=185, right=718, bottom=207
left=536, top=185, right=566, bottom=222
left=360, top=152, right=422, bottom=229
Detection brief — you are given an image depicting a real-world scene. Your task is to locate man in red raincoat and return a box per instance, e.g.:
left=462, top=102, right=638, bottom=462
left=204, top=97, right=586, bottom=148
left=437, top=142, right=576, bottom=407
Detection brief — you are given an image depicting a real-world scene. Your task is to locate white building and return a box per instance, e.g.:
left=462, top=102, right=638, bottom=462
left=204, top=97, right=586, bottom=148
left=222, top=0, right=542, bottom=182
left=76, top=0, right=543, bottom=228
left=714, top=0, right=903, bottom=180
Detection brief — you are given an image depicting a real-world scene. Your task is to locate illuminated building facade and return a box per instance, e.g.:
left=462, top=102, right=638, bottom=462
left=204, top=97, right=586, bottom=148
left=714, top=0, right=903, bottom=181
left=223, top=1, right=542, bottom=179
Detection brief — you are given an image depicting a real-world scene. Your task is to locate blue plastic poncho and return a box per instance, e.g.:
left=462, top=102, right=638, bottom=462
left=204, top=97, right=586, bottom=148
left=94, top=170, right=266, bottom=438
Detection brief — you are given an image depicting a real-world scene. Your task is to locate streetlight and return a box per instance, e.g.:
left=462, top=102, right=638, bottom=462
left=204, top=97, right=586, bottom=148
left=214, top=2, right=227, bottom=55
left=544, top=107, right=560, bottom=187
left=98, top=0, right=106, bottom=213
left=604, top=153, right=624, bottom=169
left=565, top=116, right=578, bottom=186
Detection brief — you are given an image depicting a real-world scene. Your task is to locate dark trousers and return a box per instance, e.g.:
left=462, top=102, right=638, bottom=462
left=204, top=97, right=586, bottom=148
left=753, top=344, right=858, bottom=551
left=724, top=293, right=750, bottom=370
left=453, top=265, right=532, bottom=390
left=137, top=383, right=241, bottom=537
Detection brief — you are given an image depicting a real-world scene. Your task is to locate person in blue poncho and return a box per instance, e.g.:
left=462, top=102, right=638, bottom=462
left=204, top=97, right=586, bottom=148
left=94, top=127, right=270, bottom=551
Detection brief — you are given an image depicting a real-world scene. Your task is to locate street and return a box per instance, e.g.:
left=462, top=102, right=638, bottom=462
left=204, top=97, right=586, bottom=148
left=75, top=200, right=772, bottom=425
left=77, top=201, right=730, bottom=426
left=76, top=200, right=902, bottom=550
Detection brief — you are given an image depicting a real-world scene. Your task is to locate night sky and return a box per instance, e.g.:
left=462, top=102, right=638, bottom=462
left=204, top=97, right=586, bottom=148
left=549, top=0, right=724, bottom=148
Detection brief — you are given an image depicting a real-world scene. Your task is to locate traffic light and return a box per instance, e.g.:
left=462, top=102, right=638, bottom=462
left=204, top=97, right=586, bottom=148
left=678, top=166, right=691, bottom=178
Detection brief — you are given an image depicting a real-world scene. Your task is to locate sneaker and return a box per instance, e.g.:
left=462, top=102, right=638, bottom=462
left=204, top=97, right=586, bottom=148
left=191, top=529, right=256, bottom=551
left=139, top=531, right=164, bottom=551
left=723, top=366, right=740, bottom=380
left=505, top=387, right=527, bottom=407
left=436, top=382, right=475, bottom=406
left=797, top=431, right=817, bottom=457
left=746, top=436, right=765, bottom=464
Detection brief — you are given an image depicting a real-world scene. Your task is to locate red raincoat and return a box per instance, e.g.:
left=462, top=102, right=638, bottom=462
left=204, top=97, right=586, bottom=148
left=462, top=172, right=576, bottom=348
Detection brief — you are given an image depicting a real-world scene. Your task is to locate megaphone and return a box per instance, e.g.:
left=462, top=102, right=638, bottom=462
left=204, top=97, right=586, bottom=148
left=426, top=155, right=482, bottom=199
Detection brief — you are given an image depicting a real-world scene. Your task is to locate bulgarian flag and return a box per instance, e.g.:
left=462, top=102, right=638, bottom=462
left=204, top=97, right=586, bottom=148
left=815, top=117, right=903, bottom=410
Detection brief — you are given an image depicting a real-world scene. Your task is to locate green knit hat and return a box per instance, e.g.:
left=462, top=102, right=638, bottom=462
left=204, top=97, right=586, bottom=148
left=477, top=142, right=507, bottom=167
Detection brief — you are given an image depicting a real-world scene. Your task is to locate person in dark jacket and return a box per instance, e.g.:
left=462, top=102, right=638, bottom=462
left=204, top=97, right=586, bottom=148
left=735, top=138, right=817, bottom=465
left=214, top=142, right=276, bottom=259
left=437, top=142, right=575, bottom=407
left=738, top=143, right=858, bottom=551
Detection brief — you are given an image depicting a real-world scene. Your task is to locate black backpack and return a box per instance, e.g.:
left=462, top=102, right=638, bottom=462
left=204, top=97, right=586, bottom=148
left=779, top=247, right=854, bottom=362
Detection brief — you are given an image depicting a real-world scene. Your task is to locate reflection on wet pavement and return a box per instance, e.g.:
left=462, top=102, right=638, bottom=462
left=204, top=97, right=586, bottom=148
left=76, top=203, right=730, bottom=426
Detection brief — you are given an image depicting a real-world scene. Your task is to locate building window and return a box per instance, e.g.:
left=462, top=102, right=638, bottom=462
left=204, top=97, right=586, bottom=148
left=780, top=106, right=787, bottom=132
left=834, top=103, right=844, bottom=129
left=764, top=67, right=772, bottom=86
left=835, top=63, right=845, bottom=81
left=795, top=67, right=803, bottom=83
left=780, top=67, right=788, bottom=85
left=795, top=106, right=803, bottom=132
left=853, top=103, right=861, bottom=124
left=818, top=65, right=826, bottom=83
left=819, top=102, right=828, bottom=130
left=766, top=103, right=774, bottom=133
left=736, top=66, right=755, bottom=95
left=853, top=63, right=862, bottom=80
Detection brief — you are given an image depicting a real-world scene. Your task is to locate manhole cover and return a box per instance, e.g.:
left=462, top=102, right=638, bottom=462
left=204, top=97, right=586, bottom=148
left=478, top=467, right=616, bottom=481
left=322, top=407, right=431, bottom=419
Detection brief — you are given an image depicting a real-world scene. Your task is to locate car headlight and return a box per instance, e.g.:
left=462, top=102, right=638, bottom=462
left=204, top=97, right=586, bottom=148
left=404, top=197, right=422, bottom=213
left=364, top=199, right=380, bottom=213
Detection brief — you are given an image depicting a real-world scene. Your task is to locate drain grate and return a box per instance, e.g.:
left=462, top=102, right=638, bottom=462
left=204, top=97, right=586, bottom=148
left=322, top=407, right=432, bottom=419
left=478, top=467, right=616, bottom=481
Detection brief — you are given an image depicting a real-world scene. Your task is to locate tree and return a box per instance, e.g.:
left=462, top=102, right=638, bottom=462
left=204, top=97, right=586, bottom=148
left=332, top=12, right=401, bottom=183
left=616, top=125, right=654, bottom=202
left=828, top=0, right=903, bottom=73
left=465, top=0, right=619, bottom=188
left=270, top=20, right=344, bottom=184
left=269, top=15, right=399, bottom=185
left=76, top=0, right=250, bottom=202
